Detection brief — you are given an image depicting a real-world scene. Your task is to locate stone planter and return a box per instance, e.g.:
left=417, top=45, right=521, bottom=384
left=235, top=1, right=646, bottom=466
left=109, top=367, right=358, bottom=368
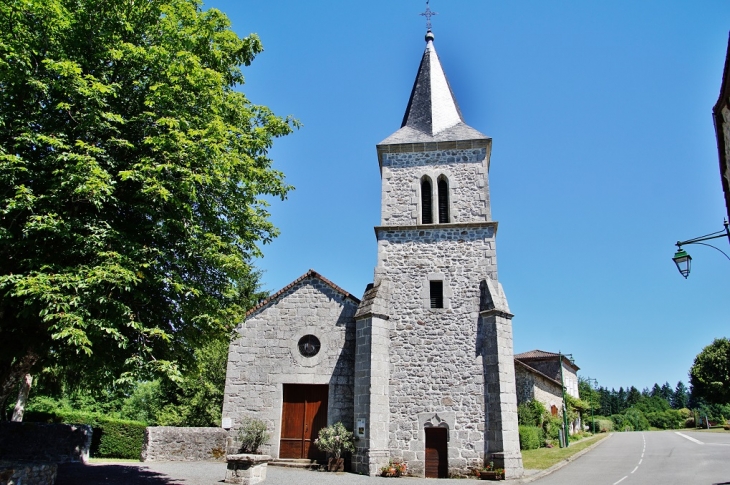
left=478, top=470, right=505, bottom=481
left=225, top=454, right=271, bottom=485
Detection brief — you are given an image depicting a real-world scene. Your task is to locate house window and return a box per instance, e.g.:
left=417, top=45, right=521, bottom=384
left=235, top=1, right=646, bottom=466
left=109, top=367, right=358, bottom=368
left=421, top=178, right=433, bottom=224
left=437, top=177, right=449, bottom=223
left=430, top=281, right=444, bottom=308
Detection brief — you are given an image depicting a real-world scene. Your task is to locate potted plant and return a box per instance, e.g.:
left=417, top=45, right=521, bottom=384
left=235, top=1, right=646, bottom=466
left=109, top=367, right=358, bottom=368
left=237, top=417, right=270, bottom=454
left=380, top=459, right=407, bottom=477
left=477, top=461, right=505, bottom=481
left=313, top=422, right=355, bottom=471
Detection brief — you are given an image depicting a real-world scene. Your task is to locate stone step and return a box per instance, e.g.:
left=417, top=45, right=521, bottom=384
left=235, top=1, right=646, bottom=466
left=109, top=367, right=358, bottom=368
left=269, top=459, right=320, bottom=469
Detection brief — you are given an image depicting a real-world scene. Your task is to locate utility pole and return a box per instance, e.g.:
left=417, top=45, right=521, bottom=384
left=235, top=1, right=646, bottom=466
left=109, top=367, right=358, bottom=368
left=559, top=352, right=569, bottom=447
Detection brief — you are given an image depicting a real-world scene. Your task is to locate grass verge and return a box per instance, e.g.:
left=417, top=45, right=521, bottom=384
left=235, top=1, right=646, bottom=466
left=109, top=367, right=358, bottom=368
left=521, top=433, right=609, bottom=470
left=689, top=426, right=730, bottom=433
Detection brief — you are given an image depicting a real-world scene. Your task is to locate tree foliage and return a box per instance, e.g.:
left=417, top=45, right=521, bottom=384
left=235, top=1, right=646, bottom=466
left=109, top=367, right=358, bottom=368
left=0, top=0, right=297, bottom=407
left=689, top=338, right=730, bottom=405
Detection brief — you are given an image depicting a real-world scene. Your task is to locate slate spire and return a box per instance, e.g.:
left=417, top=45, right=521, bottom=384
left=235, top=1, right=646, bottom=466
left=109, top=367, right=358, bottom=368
left=379, top=30, right=488, bottom=145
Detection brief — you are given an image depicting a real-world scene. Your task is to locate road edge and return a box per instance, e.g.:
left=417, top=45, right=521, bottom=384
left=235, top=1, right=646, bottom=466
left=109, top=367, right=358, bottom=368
left=516, top=433, right=613, bottom=484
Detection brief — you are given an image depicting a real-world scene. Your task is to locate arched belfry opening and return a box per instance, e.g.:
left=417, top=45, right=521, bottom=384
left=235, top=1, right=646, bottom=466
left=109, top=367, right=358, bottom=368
left=437, top=176, right=449, bottom=223
left=421, top=177, right=433, bottom=224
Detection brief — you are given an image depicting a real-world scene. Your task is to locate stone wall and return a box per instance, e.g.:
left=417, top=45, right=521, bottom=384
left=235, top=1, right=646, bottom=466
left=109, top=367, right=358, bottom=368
left=0, top=462, right=57, bottom=485
left=379, top=148, right=491, bottom=226
left=514, top=362, right=563, bottom=414
left=222, top=273, right=359, bottom=459
left=141, top=427, right=228, bottom=461
left=0, top=422, right=91, bottom=464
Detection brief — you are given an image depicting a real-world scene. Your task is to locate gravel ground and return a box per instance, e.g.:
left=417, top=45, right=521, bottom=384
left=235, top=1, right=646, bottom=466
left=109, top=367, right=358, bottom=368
left=56, top=461, right=537, bottom=485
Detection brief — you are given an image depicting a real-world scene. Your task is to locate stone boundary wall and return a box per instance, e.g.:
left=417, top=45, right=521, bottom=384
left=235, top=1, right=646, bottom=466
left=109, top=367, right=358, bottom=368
left=141, top=427, right=228, bottom=462
left=0, top=462, right=57, bottom=485
left=0, top=422, right=92, bottom=464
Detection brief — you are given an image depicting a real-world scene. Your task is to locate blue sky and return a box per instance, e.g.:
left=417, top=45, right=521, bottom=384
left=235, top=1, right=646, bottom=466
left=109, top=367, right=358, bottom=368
left=204, top=1, right=730, bottom=393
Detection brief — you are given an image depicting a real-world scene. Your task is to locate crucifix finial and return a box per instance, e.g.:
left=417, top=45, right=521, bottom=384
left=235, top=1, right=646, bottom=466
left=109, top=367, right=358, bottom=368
left=420, top=0, right=437, bottom=32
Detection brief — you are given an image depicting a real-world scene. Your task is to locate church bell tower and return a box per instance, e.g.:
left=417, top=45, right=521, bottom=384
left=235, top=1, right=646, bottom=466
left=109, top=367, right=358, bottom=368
left=352, top=28, right=524, bottom=478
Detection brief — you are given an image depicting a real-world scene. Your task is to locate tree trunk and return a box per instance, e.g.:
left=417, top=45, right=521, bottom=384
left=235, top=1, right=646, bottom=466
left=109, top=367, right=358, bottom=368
left=0, top=351, right=39, bottom=419
left=11, top=373, right=33, bottom=422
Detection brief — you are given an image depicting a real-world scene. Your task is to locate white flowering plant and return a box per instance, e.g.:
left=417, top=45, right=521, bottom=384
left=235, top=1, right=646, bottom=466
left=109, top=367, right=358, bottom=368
left=313, top=421, right=355, bottom=459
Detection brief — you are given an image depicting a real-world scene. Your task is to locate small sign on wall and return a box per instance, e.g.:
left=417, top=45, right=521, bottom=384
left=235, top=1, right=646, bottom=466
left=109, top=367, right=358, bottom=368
left=222, top=417, right=232, bottom=429
left=356, top=418, right=366, bottom=437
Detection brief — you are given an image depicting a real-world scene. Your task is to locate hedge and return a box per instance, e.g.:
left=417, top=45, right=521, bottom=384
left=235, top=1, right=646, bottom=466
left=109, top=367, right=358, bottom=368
left=518, top=425, right=542, bottom=450
left=24, top=410, right=146, bottom=459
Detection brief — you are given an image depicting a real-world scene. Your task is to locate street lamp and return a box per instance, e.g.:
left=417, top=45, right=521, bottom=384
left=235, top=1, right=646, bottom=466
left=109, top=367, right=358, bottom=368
left=584, top=377, right=598, bottom=434
left=672, top=220, right=730, bottom=278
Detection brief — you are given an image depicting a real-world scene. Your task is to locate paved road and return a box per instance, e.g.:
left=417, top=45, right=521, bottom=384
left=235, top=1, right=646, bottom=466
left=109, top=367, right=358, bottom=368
left=532, top=430, right=730, bottom=485
left=57, top=461, right=538, bottom=485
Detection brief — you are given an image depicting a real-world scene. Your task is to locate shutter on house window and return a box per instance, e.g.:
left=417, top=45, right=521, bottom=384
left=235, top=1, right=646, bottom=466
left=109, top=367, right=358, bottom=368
left=438, top=178, right=449, bottom=223
left=422, top=180, right=433, bottom=224
left=430, top=281, right=443, bottom=308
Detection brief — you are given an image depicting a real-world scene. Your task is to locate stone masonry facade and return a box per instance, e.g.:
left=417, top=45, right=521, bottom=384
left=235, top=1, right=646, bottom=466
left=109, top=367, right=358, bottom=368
left=349, top=139, right=523, bottom=478
left=379, top=148, right=492, bottom=226
left=222, top=273, right=359, bottom=459
left=514, top=362, right=563, bottom=415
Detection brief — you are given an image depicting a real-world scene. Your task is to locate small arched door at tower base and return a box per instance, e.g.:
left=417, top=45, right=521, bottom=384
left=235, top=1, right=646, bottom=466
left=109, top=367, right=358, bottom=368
left=424, top=427, right=448, bottom=478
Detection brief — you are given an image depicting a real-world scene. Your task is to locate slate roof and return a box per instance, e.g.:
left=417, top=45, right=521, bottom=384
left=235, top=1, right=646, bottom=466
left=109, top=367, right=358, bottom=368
left=513, top=358, right=563, bottom=388
left=514, top=349, right=580, bottom=371
left=713, top=32, right=730, bottom=222
left=245, top=269, right=360, bottom=318
left=354, top=282, right=379, bottom=320
left=379, top=31, right=489, bottom=146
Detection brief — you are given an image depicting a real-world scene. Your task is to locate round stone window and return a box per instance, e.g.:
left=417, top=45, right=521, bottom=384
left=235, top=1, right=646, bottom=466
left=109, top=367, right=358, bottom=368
left=298, top=335, right=321, bottom=358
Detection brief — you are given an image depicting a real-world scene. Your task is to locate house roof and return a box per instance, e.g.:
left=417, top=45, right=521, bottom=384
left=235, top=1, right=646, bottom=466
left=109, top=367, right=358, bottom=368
left=513, top=358, right=563, bottom=389
left=245, top=269, right=360, bottom=318
left=378, top=31, right=489, bottom=146
left=514, top=349, right=580, bottom=372
left=712, top=31, right=730, bottom=222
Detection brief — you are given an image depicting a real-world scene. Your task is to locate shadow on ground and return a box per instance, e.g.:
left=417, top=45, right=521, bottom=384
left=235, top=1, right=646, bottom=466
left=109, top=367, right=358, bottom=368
left=56, top=463, right=195, bottom=485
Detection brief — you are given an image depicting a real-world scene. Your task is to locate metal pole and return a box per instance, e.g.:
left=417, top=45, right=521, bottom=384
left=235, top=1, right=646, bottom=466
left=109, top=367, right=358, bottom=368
left=559, top=352, right=569, bottom=447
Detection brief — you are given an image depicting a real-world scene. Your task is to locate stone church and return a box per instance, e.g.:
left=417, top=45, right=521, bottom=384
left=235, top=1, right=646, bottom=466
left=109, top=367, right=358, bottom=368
left=222, top=29, right=524, bottom=479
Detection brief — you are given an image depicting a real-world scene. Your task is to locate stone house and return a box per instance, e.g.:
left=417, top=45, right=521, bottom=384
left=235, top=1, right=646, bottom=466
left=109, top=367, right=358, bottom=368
left=514, top=350, right=581, bottom=433
left=222, top=29, right=523, bottom=479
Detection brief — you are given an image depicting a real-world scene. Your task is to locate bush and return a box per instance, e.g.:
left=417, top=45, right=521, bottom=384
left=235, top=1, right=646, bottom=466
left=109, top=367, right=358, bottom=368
left=645, top=410, right=684, bottom=430
left=518, top=425, right=542, bottom=450
left=517, top=400, right=547, bottom=427
left=237, top=417, right=270, bottom=453
left=595, top=418, right=613, bottom=433
left=544, top=415, right=563, bottom=440
left=24, top=409, right=145, bottom=459
left=314, top=422, right=355, bottom=459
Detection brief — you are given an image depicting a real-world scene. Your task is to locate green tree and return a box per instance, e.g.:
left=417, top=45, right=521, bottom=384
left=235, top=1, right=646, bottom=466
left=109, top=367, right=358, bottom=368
left=626, top=386, right=642, bottom=407
left=0, top=0, right=297, bottom=410
left=689, top=338, right=730, bottom=405
left=672, top=381, right=689, bottom=409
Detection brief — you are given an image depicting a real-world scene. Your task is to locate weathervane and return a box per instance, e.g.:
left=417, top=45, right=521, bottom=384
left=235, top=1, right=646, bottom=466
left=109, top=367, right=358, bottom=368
left=420, top=0, right=437, bottom=31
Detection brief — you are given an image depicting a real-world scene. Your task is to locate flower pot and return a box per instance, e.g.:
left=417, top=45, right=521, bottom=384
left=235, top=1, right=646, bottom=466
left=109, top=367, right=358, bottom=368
left=479, top=471, right=504, bottom=480
left=328, top=457, right=344, bottom=472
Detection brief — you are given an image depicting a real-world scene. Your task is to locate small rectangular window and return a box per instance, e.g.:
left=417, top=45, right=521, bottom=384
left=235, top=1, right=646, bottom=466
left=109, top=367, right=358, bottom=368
left=430, top=281, right=443, bottom=308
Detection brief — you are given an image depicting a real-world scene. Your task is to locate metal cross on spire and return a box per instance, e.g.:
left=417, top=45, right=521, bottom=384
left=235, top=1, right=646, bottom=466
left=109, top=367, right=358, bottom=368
left=420, top=0, right=438, bottom=32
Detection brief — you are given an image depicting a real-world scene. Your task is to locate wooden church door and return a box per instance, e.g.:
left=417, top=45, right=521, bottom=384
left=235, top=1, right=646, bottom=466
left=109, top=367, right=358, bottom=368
left=424, top=427, right=448, bottom=478
left=280, top=384, right=328, bottom=460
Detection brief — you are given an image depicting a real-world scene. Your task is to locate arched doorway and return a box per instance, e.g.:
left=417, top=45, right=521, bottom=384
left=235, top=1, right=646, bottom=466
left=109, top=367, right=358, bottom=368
left=424, top=427, right=448, bottom=478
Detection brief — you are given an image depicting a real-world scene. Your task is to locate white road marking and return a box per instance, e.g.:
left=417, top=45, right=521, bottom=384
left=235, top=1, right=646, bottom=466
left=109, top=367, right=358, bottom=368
left=631, top=466, right=639, bottom=474
left=675, top=432, right=704, bottom=445
left=613, top=477, right=628, bottom=485
left=639, top=458, right=643, bottom=465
